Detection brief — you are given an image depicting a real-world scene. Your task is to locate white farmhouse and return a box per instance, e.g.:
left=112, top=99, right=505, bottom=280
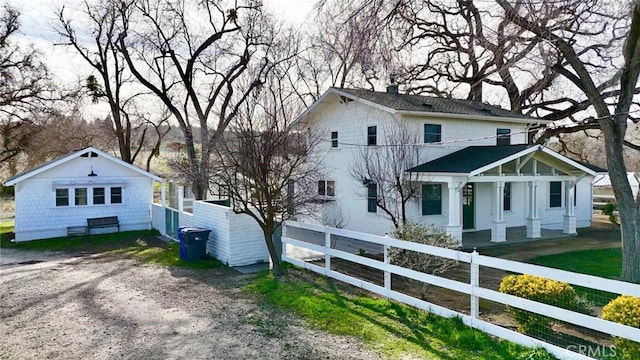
left=298, top=87, right=601, bottom=247
left=3, top=146, right=162, bottom=241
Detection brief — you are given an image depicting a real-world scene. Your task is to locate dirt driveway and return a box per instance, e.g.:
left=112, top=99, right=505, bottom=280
left=0, top=249, right=378, bottom=360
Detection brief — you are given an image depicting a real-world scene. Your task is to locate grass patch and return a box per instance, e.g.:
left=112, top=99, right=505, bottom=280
left=0, top=230, right=223, bottom=269
left=529, top=248, right=622, bottom=306
left=247, top=268, right=555, bottom=360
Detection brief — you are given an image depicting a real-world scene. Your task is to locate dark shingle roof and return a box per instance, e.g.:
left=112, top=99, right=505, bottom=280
left=334, top=88, right=538, bottom=121
left=407, top=145, right=532, bottom=173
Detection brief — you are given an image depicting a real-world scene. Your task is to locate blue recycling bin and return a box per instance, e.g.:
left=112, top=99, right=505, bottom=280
left=180, top=227, right=211, bottom=261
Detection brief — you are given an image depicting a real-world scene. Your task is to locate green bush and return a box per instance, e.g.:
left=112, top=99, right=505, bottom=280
left=602, top=295, right=640, bottom=359
left=499, top=274, right=579, bottom=335
left=602, top=202, right=618, bottom=224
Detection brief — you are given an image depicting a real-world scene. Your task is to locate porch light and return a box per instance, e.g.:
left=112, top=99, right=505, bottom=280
left=88, top=166, right=97, bottom=177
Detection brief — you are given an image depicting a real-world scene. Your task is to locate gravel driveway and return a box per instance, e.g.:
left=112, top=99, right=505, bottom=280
left=0, top=249, right=378, bottom=360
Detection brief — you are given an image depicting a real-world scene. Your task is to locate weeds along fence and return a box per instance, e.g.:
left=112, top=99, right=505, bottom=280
left=282, top=221, right=640, bottom=360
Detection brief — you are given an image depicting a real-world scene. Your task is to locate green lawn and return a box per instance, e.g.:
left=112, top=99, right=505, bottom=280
left=528, top=248, right=622, bottom=279
left=0, top=230, right=223, bottom=269
left=528, top=248, right=622, bottom=306
left=247, top=269, right=555, bottom=360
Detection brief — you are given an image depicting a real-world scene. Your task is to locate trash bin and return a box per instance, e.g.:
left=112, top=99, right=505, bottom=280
left=180, top=227, right=211, bottom=261
left=177, top=226, right=188, bottom=260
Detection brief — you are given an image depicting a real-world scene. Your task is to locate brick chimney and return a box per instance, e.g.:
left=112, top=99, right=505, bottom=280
left=386, top=75, right=399, bottom=94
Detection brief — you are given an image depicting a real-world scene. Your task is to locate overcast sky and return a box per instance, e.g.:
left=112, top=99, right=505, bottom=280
left=9, top=0, right=316, bottom=115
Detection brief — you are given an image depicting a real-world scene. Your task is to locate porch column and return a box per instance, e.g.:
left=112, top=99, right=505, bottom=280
left=563, top=182, right=577, bottom=234
left=491, top=181, right=507, bottom=242
left=160, top=181, right=166, bottom=208
left=446, top=183, right=463, bottom=245
left=526, top=181, right=541, bottom=238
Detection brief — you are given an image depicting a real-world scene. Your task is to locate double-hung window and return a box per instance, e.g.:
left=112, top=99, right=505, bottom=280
left=111, top=187, right=122, bottom=204
left=424, top=124, right=442, bottom=143
left=318, top=180, right=335, bottom=197
left=367, top=126, right=377, bottom=146
left=497, top=128, right=511, bottom=146
left=367, top=183, right=377, bottom=213
left=56, top=189, right=69, bottom=207
left=422, top=184, right=442, bottom=215
left=549, top=181, right=562, bottom=208
left=93, top=187, right=105, bottom=205
left=75, top=188, right=88, bottom=206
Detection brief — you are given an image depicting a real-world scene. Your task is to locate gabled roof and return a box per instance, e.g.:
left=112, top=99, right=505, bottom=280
left=407, top=144, right=598, bottom=176
left=296, top=87, right=549, bottom=125
left=3, top=146, right=163, bottom=186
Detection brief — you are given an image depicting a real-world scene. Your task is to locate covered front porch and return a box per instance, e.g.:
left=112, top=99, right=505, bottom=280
left=407, top=144, right=599, bottom=246
left=461, top=226, right=575, bottom=250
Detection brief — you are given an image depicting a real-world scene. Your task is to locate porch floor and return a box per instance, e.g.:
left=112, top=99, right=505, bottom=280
left=461, top=226, right=575, bottom=250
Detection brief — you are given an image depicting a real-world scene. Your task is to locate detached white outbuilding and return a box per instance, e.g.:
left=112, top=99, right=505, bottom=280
left=3, top=147, right=162, bottom=241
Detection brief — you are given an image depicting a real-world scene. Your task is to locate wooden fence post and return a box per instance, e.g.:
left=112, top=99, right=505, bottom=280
left=470, top=249, right=480, bottom=321
left=384, top=241, right=391, bottom=291
left=325, top=225, right=331, bottom=276
left=281, top=222, right=288, bottom=260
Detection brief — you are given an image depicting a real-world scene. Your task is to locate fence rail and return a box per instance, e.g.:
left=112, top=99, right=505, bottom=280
left=282, top=220, right=640, bottom=360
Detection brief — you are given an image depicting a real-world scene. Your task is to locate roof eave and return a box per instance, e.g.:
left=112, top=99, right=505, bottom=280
left=396, top=110, right=549, bottom=125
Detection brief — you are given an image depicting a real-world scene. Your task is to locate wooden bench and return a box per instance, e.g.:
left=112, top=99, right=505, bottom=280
left=87, top=216, right=120, bottom=233
left=67, top=226, right=88, bottom=237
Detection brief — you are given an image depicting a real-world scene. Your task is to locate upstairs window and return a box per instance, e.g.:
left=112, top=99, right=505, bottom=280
left=111, top=187, right=122, bottom=204
left=93, top=187, right=105, bottom=205
left=367, top=183, right=377, bottom=212
left=56, top=188, right=69, bottom=207
left=331, top=131, right=338, bottom=148
left=497, top=128, right=511, bottom=146
left=503, top=183, right=511, bottom=211
left=75, top=188, right=88, bottom=206
left=367, top=126, right=377, bottom=146
left=318, top=180, right=335, bottom=197
left=422, top=184, right=442, bottom=215
left=549, top=181, right=562, bottom=208
left=424, top=124, right=442, bottom=143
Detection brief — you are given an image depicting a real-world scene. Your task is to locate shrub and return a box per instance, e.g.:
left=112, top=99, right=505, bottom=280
left=499, top=274, right=579, bottom=335
left=389, top=222, right=459, bottom=298
left=602, top=202, right=618, bottom=224
left=602, top=295, right=640, bottom=359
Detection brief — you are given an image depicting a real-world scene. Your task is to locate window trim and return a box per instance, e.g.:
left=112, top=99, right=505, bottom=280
left=422, top=183, right=442, bottom=216
left=367, top=126, right=377, bottom=146
left=424, top=124, right=442, bottom=144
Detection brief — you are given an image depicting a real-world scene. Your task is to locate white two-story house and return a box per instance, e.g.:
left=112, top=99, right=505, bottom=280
left=297, top=87, right=599, bottom=247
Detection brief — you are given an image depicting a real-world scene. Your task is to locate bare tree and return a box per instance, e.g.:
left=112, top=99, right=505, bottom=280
left=0, top=5, right=59, bottom=170
left=110, top=0, right=288, bottom=199
left=56, top=1, right=170, bottom=169
left=349, top=122, right=421, bottom=228
left=496, top=0, right=640, bottom=282
left=210, top=67, right=324, bottom=276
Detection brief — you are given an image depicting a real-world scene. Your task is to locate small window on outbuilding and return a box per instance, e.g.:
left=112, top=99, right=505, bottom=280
left=318, top=180, right=335, bottom=197
left=111, top=187, right=122, bottom=204
left=93, top=187, right=105, bottom=205
left=75, top=188, right=88, bottom=206
left=331, top=131, right=338, bottom=148
left=56, top=188, right=69, bottom=207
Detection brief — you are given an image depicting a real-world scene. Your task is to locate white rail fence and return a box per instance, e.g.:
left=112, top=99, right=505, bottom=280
left=281, top=220, right=640, bottom=360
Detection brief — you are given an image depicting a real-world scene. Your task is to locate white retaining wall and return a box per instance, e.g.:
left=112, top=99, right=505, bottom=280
left=153, top=201, right=269, bottom=267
